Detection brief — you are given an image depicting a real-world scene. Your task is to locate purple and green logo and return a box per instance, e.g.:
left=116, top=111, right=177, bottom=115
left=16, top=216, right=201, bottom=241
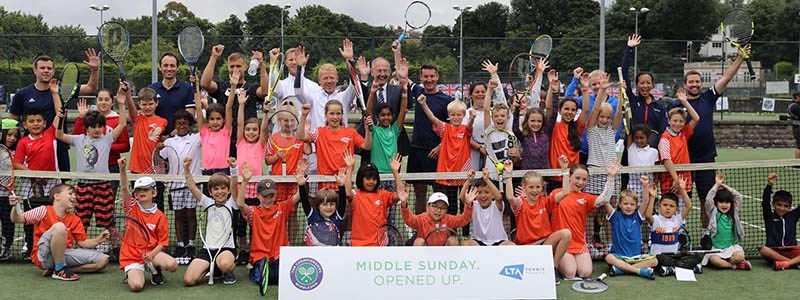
left=290, top=257, right=324, bottom=291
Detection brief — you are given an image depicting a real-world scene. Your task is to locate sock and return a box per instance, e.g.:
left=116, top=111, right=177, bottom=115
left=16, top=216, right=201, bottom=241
left=177, top=241, right=184, bottom=247
left=188, top=240, right=195, bottom=247
left=54, top=261, right=65, bottom=271
left=701, top=229, right=710, bottom=236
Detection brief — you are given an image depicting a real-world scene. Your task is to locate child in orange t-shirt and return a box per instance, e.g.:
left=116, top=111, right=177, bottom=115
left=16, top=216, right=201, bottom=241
left=297, top=101, right=373, bottom=192
left=550, top=159, right=619, bottom=280
left=417, top=96, right=473, bottom=216
left=345, top=150, right=403, bottom=246
left=502, top=159, right=571, bottom=284
left=659, top=87, right=699, bottom=212
left=237, top=162, right=302, bottom=286
left=400, top=191, right=474, bottom=246
left=118, top=158, right=177, bottom=292
left=547, top=71, right=590, bottom=192
left=127, top=87, right=168, bottom=210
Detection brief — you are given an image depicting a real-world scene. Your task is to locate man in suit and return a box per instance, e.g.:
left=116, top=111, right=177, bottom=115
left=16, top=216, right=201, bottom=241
left=355, top=54, right=406, bottom=164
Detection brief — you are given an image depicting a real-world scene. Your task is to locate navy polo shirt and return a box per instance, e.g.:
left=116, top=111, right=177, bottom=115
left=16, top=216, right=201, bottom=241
left=149, top=80, right=195, bottom=134
left=669, top=87, right=720, bottom=163
left=410, top=87, right=453, bottom=150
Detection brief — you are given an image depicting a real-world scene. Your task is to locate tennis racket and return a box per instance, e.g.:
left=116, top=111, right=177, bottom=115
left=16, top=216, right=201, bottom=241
left=394, top=1, right=431, bottom=47
left=108, top=216, right=157, bottom=276
left=259, top=257, right=270, bottom=295
left=530, top=34, right=553, bottom=60
left=508, top=53, right=536, bottom=102
left=146, top=145, right=178, bottom=175
left=200, top=204, right=233, bottom=285
left=265, top=53, right=284, bottom=107
left=571, top=273, right=608, bottom=294
left=98, top=21, right=130, bottom=87
left=377, top=223, right=403, bottom=246
left=177, top=25, right=204, bottom=77
left=267, top=108, right=300, bottom=176
left=304, top=219, right=341, bottom=246
left=424, top=226, right=458, bottom=246
left=346, top=59, right=371, bottom=130
left=721, top=8, right=755, bottom=80
left=59, top=63, right=80, bottom=106
left=0, top=145, right=20, bottom=213
left=617, top=67, right=631, bottom=136
left=484, top=126, right=516, bottom=187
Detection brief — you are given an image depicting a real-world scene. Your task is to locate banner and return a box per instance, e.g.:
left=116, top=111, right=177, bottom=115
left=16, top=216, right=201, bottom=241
left=279, top=246, right=556, bottom=300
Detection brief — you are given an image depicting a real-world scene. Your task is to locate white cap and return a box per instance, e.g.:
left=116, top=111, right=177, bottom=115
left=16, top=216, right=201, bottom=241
left=133, top=177, right=156, bottom=190
left=427, top=192, right=449, bottom=205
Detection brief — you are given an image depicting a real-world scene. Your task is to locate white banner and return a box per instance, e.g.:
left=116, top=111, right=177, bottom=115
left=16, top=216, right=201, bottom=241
left=279, top=246, right=556, bottom=300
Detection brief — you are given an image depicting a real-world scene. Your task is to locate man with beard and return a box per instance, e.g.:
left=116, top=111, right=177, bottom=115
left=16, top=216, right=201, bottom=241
left=670, top=44, right=751, bottom=249
left=149, top=53, right=195, bottom=135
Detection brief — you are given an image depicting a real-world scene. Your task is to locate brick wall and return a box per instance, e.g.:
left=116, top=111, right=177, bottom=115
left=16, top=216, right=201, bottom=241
left=714, top=120, right=794, bottom=148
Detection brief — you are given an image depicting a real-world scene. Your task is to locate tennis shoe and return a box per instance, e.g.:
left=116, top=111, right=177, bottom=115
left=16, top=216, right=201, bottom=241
left=0, top=246, right=12, bottom=260
left=659, top=266, right=675, bottom=277
left=735, top=260, right=751, bottom=271
left=42, top=269, right=53, bottom=277
left=236, top=251, right=250, bottom=265
left=249, top=263, right=261, bottom=284
left=608, top=265, right=624, bottom=276
left=151, top=267, right=166, bottom=285
left=639, top=268, right=655, bottom=280
left=223, top=272, right=237, bottom=285
left=694, top=263, right=703, bottom=274
left=554, top=268, right=561, bottom=285
left=173, top=246, right=186, bottom=258
left=186, top=245, right=197, bottom=258
left=774, top=260, right=789, bottom=270
left=51, top=268, right=79, bottom=281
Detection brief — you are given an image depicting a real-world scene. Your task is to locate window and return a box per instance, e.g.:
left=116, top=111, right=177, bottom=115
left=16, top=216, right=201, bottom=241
left=702, top=72, right=712, bottom=82
left=712, top=42, right=723, bottom=48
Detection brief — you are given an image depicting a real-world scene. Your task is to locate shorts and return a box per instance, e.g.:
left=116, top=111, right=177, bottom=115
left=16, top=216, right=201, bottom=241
left=473, top=239, right=506, bottom=246
left=169, top=187, right=196, bottom=211
left=612, top=254, right=656, bottom=264
left=406, top=147, right=437, bottom=173
left=194, top=247, right=236, bottom=264
left=701, top=244, right=745, bottom=266
left=794, top=127, right=800, bottom=149
left=37, top=229, right=105, bottom=270
left=518, top=238, right=546, bottom=246
left=769, top=247, right=800, bottom=262
left=124, top=263, right=147, bottom=273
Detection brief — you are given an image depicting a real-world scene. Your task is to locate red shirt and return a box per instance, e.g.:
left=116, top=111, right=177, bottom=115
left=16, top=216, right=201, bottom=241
left=14, top=126, right=57, bottom=171
left=434, top=123, right=471, bottom=186
left=400, top=205, right=473, bottom=238
left=513, top=195, right=555, bottom=245
left=266, top=132, right=304, bottom=176
left=245, top=200, right=296, bottom=263
left=658, top=126, right=694, bottom=193
left=24, top=206, right=87, bottom=269
left=119, top=197, right=169, bottom=269
left=350, top=190, right=396, bottom=246
left=550, top=188, right=598, bottom=254
left=549, top=120, right=585, bottom=180
left=73, top=113, right=130, bottom=166
left=129, top=114, right=167, bottom=173
left=309, top=127, right=365, bottom=175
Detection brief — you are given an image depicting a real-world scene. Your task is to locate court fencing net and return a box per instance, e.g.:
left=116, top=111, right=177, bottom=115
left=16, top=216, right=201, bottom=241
left=1, top=159, right=798, bottom=262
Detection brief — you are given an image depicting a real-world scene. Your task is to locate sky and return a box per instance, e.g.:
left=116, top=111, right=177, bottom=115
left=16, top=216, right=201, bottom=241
left=2, top=0, right=522, bottom=34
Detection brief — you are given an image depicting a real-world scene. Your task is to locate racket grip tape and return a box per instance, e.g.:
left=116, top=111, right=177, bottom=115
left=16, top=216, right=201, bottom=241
left=598, top=273, right=607, bottom=281
left=396, top=33, right=407, bottom=45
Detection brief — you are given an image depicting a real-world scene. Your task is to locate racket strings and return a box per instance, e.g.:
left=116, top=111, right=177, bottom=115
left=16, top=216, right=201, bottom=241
left=100, top=24, right=129, bottom=62
left=405, top=2, right=431, bottom=29
left=0, top=150, right=12, bottom=186
left=531, top=36, right=553, bottom=58
left=178, top=27, right=204, bottom=62
left=723, top=11, right=753, bottom=42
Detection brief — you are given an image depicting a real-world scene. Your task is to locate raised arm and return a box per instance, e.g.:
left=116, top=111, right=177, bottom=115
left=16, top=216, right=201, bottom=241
left=612, top=81, right=625, bottom=130
left=416, top=95, right=443, bottom=128
left=621, top=35, right=639, bottom=84
left=677, top=179, right=692, bottom=220
left=228, top=158, right=239, bottom=205
left=236, top=88, right=247, bottom=143
left=79, top=49, right=100, bottom=95
left=502, top=161, right=520, bottom=210
left=484, top=79, right=499, bottom=128
left=637, top=175, right=652, bottom=217
left=644, top=182, right=657, bottom=224
left=291, top=158, right=308, bottom=206
left=715, top=44, right=750, bottom=94
left=587, top=73, right=611, bottom=129
left=397, top=76, right=409, bottom=126
left=119, top=158, right=130, bottom=201
left=676, top=88, right=700, bottom=130
left=200, top=45, right=224, bottom=93
left=296, top=104, right=311, bottom=142
left=193, top=76, right=206, bottom=129
left=554, top=155, right=571, bottom=203
left=253, top=50, right=269, bottom=98
left=237, top=163, right=253, bottom=217
left=111, top=86, right=129, bottom=140
left=224, top=71, right=240, bottom=132
left=483, top=168, right=503, bottom=210
left=183, top=158, right=204, bottom=202
left=529, top=58, right=548, bottom=107
left=460, top=170, right=476, bottom=207
left=594, top=162, right=620, bottom=207
left=545, top=69, right=560, bottom=130
left=390, top=155, right=403, bottom=194
left=565, top=67, right=583, bottom=98
left=258, top=105, right=271, bottom=146
left=578, top=72, right=591, bottom=125
left=343, top=150, right=355, bottom=198
left=360, top=116, right=374, bottom=150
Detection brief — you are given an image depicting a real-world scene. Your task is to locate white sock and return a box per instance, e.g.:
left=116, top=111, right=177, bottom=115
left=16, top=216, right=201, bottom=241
left=177, top=241, right=184, bottom=247
left=188, top=240, right=195, bottom=247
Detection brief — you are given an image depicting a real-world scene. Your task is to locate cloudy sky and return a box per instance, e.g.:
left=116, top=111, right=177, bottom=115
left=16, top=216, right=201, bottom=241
left=2, top=0, right=525, bottom=34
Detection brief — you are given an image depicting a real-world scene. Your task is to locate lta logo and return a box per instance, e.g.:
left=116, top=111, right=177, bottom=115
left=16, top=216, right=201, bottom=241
left=290, top=257, right=324, bottom=291
left=499, top=264, right=524, bottom=280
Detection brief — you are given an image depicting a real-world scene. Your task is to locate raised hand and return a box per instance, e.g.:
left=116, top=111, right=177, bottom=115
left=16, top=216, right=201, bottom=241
left=648, top=182, right=657, bottom=198
left=49, top=79, right=59, bottom=94
left=573, top=67, right=584, bottom=79
left=115, top=92, right=126, bottom=105
left=300, top=103, right=311, bottom=116
left=503, top=160, right=514, bottom=176
left=269, top=48, right=281, bottom=65
left=83, top=48, right=100, bottom=70
left=295, top=46, right=309, bottom=67
left=558, top=154, right=569, bottom=170
left=605, top=161, right=620, bottom=177
left=183, top=157, right=193, bottom=171
left=482, top=167, right=490, bottom=180
left=767, top=173, right=777, bottom=185
left=241, top=162, right=252, bottom=182
left=395, top=57, right=409, bottom=80
left=715, top=172, right=725, bottom=186
left=466, top=169, right=476, bottom=180
left=391, top=40, right=402, bottom=53
left=339, top=39, right=354, bottom=61
left=390, top=154, right=402, bottom=172
left=469, top=109, right=477, bottom=119
left=535, top=58, right=549, bottom=72
left=481, top=60, right=499, bottom=75
left=77, top=98, right=89, bottom=117
left=343, top=150, right=355, bottom=168
left=598, top=72, right=612, bottom=90
left=236, top=88, right=247, bottom=104
left=251, top=50, right=264, bottom=65
left=675, top=87, right=687, bottom=102
left=118, top=157, right=127, bottom=169
left=296, top=158, right=308, bottom=175
left=547, top=69, right=560, bottom=92
left=640, top=175, right=649, bottom=186
left=118, top=80, right=130, bottom=94
left=488, top=78, right=500, bottom=90
left=364, top=116, right=374, bottom=128
left=465, top=187, right=479, bottom=203
left=416, top=94, right=427, bottom=105
left=335, top=168, right=347, bottom=186
left=357, top=56, right=370, bottom=78
left=628, top=34, right=641, bottom=48
left=579, top=72, right=591, bottom=88
left=397, top=187, right=409, bottom=206
left=211, top=45, right=225, bottom=58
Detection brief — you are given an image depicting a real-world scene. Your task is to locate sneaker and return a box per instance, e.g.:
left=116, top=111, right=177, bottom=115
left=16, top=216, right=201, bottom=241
left=249, top=263, right=261, bottom=284
left=0, top=246, right=12, bottom=260
left=173, top=246, right=186, bottom=258
left=186, top=245, right=197, bottom=258
left=639, top=267, right=655, bottom=280
left=659, top=266, right=675, bottom=277
left=42, top=269, right=53, bottom=277
left=110, top=247, right=121, bottom=262
left=693, top=263, right=703, bottom=274
left=150, top=267, right=166, bottom=285
left=774, top=260, right=790, bottom=271
left=236, top=251, right=250, bottom=266
left=51, top=268, right=79, bottom=281
left=609, top=265, right=624, bottom=276
left=223, top=272, right=237, bottom=285
left=554, top=268, right=561, bottom=285
left=735, top=260, right=751, bottom=271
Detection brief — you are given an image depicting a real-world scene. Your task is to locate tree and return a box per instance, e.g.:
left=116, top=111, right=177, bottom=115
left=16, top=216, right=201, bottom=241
left=244, top=4, right=283, bottom=52
left=47, top=26, right=91, bottom=63
left=746, top=0, right=800, bottom=69
left=210, top=14, right=245, bottom=58
left=0, top=7, right=49, bottom=60
left=459, top=1, right=510, bottom=81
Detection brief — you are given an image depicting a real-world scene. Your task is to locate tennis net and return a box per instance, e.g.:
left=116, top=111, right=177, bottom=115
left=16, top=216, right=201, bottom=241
left=1, top=159, right=798, bottom=262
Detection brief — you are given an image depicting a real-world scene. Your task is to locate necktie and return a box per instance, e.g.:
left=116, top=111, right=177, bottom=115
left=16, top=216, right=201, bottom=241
left=377, top=87, right=385, bottom=104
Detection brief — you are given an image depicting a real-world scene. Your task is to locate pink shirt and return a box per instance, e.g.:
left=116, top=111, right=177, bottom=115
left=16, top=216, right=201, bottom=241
left=200, top=126, right=231, bottom=170
left=237, top=139, right=265, bottom=198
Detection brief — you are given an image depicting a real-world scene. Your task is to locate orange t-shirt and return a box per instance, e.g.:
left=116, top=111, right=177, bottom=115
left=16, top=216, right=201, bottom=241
left=549, top=188, right=598, bottom=254
left=24, top=206, right=87, bottom=269
left=119, top=197, right=169, bottom=269
left=350, top=189, right=396, bottom=246
left=549, top=120, right=585, bottom=180
left=245, top=200, right=296, bottom=263
left=659, top=126, right=694, bottom=193
left=400, top=205, right=473, bottom=238
left=513, top=195, right=555, bottom=245
left=309, top=127, right=365, bottom=175
left=129, top=114, right=167, bottom=173
left=267, top=132, right=305, bottom=176
left=434, top=123, right=471, bottom=186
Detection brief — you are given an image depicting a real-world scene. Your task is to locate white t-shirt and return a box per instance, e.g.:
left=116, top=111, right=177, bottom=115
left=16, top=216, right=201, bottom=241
left=470, top=200, right=508, bottom=245
left=163, top=133, right=202, bottom=189
left=199, top=195, right=238, bottom=249
left=649, top=213, right=682, bottom=255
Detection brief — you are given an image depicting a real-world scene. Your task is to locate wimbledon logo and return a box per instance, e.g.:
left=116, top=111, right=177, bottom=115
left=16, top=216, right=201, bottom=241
left=499, top=264, right=524, bottom=280
left=290, top=257, right=324, bottom=291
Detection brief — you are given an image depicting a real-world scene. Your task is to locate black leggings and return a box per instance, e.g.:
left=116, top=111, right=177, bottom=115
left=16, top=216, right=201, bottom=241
left=0, top=196, right=14, bottom=248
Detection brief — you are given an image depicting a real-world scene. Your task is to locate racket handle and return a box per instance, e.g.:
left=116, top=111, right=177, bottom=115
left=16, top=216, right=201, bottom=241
left=15, top=203, right=23, bottom=214
left=395, top=33, right=407, bottom=46
left=147, top=262, right=157, bottom=275
left=598, top=273, right=607, bottom=281
left=745, top=60, right=755, bottom=80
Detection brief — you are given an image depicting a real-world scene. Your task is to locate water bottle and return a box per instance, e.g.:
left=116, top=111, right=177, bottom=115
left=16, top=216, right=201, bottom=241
left=247, top=58, right=259, bottom=76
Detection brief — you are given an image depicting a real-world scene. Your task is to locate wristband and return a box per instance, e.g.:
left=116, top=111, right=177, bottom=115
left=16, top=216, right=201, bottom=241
left=581, top=87, right=590, bottom=91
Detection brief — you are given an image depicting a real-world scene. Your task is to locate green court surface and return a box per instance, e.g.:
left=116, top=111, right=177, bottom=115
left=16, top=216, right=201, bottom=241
left=0, top=261, right=797, bottom=299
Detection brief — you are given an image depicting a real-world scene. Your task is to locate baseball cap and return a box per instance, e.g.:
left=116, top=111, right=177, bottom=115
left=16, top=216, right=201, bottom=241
left=427, top=192, right=449, bottom=205
left=257, top=179, right=277, bottom=197
left=1, top=119, right=18, bottom=130
left=133, top=177, right=156, bottom=190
